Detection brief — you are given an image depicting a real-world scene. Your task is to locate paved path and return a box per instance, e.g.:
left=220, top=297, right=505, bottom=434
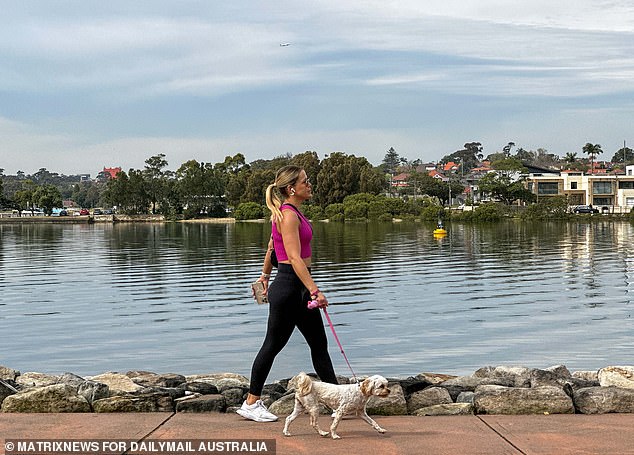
left=2, top=413, right=633, bottom=455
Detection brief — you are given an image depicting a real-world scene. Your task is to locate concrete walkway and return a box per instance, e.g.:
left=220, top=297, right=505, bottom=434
left=2, top=413, right=634, bottom=455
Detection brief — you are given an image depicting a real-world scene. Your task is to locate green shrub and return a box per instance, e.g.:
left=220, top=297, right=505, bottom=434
left=384, top=198, right=406, bottom=216
left=302, top=204, right=324, bottom=220
left=330, top=213, right=345, bottom=222
left=470, top=202, right=506, bottom=222
left=325, top=203, right=344, bottom=220
left=420, top=205, right=446, bottom=222
left=234, top=202, right=265, bottom=220
left=520, top=196, right=570, bottom=220
left=378, top=213, right=393, bottom=222
left=368, top=199, right=390, bottom=220
left=344, top=201, right=369, bottom=220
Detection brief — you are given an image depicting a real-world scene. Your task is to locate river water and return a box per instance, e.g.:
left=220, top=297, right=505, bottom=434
left=1, top=220, right=632, bottom=380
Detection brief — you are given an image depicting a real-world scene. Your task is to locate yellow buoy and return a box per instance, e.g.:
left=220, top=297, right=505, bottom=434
left=433, top=228, right=447, bottom=235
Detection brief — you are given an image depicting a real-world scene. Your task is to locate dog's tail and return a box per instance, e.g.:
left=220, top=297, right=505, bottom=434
left=295, top=372, right=313, bottom=397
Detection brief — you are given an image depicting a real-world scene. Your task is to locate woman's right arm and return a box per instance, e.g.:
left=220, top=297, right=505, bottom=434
left=279, top=211, right=328, bottom=308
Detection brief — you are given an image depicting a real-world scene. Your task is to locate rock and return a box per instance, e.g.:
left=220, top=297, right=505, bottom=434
left=55, top=373, right=110, bottom=404
left=175, top=394, right=226, bottom=413
left=573, top=386, right=634, bottom=414
left=1, top=379, right=19, bottom=404
left=367, top=383, right=407, bottom=416
left=598, top=366, right=634, bottom=389
left=416, top=373, right=458, bottom=385
left=1, top=384, right=90, bottom=413
left=15, top=372, right=59, bottom=388
left=413, top=403, right=474, bottom=416
left=440, top=376, right=514, bottom=400
left=268, top=393, right=301, bottom=416
left=530, top=367, right=572, bottom=389
left=181, top=382, right=219, bottom=395
left=456, top=391, right=475, bottom=404
left=473, top=366, right=532, bottom=388
left=92, top=392, right=174, bottom=413
left=127, top=371, right=186, bottom=388
left=395, top=376, right=433, bottom=397
left=407, top=387, right=453, bottom=414
left=0, top=366, right=20, bottom=381
left=221, top=388, right=246, bottom=408
left=77, top=381, right=110, bottom=404
left=262, top=383, right=287, bottom=403
left=474, top=385, right=574, bottom=415
left=88, top=373, right=145, bottom=395
left=57, top=372, right=87, bottom=387
left=572, top=370, right=599, bottom=382
left=185, top=373, right=249, bottom=392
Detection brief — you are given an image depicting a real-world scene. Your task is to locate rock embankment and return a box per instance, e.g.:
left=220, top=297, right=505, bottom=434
left=1, top=364, right=633, bottom=415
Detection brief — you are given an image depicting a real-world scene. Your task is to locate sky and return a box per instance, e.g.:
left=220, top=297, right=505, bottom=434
left=1, top=0, right=633, bottom=176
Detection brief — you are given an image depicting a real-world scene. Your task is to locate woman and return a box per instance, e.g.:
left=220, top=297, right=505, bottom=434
left=237, top=165, right=337, bottom=422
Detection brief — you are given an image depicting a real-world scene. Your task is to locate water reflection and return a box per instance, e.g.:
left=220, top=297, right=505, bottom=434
left=0, top=220, right=632, bottom=379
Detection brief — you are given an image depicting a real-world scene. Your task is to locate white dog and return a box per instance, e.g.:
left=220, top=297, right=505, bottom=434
left=283, top=372, right=390, bottom=439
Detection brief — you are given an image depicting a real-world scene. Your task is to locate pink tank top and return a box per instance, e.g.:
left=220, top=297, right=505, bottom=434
left=271, top=204, right=312, bottom=261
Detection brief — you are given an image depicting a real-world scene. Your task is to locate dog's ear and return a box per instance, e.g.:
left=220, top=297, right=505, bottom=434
left=297, top=372, right=313, bottom=396
left=360, top=377, right=372, bottom=396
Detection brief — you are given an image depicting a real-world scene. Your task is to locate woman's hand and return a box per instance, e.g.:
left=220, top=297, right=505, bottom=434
left=259, top=275, right=270, bottom=294
left=313, top=291, right=328, bottom=308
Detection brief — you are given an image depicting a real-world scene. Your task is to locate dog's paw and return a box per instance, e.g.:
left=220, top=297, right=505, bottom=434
left=377, top=427, right=386, bottom=434
left=319, top=430, right=329, bottom=437
left=331, top=433, right=341, bottom=440
left=283, top=430, right=292, bottom=437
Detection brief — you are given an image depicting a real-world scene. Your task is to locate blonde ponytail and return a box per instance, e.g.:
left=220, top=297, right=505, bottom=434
left=266, top=165, right=303, bottom=223
left=266, top=183, right=283, bottom=222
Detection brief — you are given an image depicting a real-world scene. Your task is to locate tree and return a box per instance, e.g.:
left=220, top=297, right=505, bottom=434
left=143, top=154, right=169, bottom=214
left=33, top=184, right=62, bottom=215
left=176, top=160, right=226, bottom=218
left=13, top=180, right=38, bottom=213
left=612, top=146, right=634, bottom=164
left=381, top=147, right=400, bottom=175
left=514, top=148, right=535, bottom=163
left=441, top=142, right=482, bottom=173
left=582, top=143, right=603, bottom=172
left=564, top=152, right=578, bottom=163
left=128, top=169, right=151, bottom=214
left=291, top=151, right=321, bottom=183
left=315, top=153, right=375, bottom=206
left=359, top=166, right=388, bottom=195
left=478, top=172, right=534, bottom=205
left=103, top=171, right=131, bottom=212
left=502, top=142, right=515, bottom=156
left=242, top=169, right=276, bottom=205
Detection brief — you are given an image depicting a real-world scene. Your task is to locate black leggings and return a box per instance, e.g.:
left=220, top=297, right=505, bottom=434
left=248, top=263, right=337, bottom=395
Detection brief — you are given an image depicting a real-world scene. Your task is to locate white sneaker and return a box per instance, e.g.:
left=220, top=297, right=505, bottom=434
left=236, top=400, right=278, bottom=422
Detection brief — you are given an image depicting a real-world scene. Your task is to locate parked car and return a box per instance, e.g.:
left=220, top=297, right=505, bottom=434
left=79, top=208, right=89, bottom=215
left=573, top=205, right=599, bottom=214
left=93, top=208, right=103, bottom=215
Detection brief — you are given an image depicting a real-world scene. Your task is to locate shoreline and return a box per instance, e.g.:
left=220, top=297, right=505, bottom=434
left=2, top=364, right=633, bottom=415
left=0, top=215, right=237, bottom=224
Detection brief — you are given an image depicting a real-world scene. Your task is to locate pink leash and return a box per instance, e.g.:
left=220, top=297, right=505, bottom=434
left=309, top=300, right=358, bottom=382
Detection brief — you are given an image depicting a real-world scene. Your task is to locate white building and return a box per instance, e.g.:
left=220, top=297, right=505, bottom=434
left=525, top=165, right=634, bottom=213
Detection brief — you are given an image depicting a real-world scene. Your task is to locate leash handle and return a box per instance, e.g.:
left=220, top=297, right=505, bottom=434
left=308, top=300, right=359, bottom=383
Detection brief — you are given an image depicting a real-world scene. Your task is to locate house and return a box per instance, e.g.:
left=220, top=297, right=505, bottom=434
left=443, top=161, right=459, bottom=172
left=525, top=165, right=634, bottom=212
left=391, top=173, right=410, bottom=187
left=102, top=167, right=122, bottom=179
left=428, top=169, right=448, bottom=182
